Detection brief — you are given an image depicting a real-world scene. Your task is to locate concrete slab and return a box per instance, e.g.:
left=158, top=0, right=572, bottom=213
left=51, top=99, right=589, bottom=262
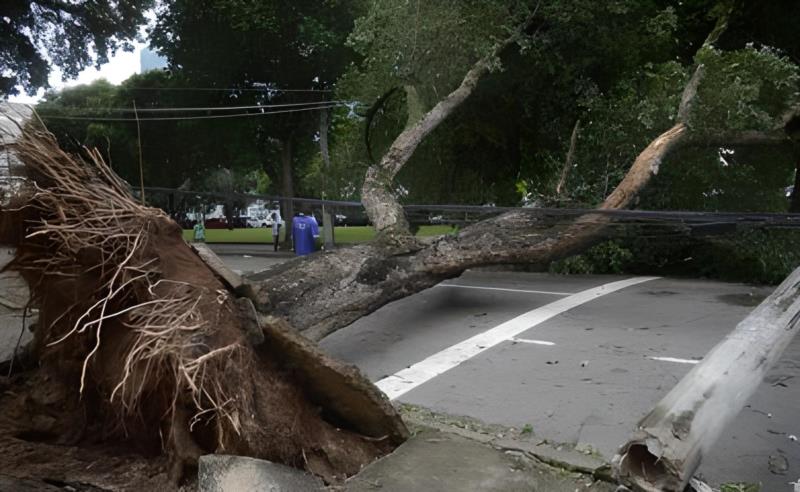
left=344, top=428, right=615, bottom=492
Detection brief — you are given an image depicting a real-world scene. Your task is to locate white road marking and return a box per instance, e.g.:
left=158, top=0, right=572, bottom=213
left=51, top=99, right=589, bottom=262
left=510, top=338, right=556, bottom=346
left=437, top=283, right=573, bottom=296
left=649, top=356, right=701, bottom=365
left=376, top=276, right=659, bottom=400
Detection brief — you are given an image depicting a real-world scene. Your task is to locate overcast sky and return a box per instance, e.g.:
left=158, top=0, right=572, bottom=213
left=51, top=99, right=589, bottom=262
left=8, top=41, right=146, bottom=104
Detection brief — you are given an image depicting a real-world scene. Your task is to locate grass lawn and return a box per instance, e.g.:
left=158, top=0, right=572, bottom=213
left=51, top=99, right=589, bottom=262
left=182, top=225, right=457, bottom=244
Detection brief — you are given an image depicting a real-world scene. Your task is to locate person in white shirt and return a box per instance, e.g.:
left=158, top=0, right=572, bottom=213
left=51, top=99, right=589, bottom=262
left=270, top=208, right=283, bottom=251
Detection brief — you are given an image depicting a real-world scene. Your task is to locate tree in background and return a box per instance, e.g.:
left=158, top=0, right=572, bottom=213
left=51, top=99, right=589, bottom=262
left=0, top=0, right=153, bottom=96
left=150, top=0, right=366, bottom=240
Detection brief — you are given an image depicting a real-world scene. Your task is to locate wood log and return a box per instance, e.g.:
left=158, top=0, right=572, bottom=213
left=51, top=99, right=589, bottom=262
left=613, top=266, right=800, bottom=491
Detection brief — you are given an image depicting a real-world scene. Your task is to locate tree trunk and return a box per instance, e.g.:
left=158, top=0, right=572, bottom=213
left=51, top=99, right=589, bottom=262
left=250, top=121, right=689, bottom=342
left=319, top=109, right=331, bottom=170
left=790, top=154, right=800, bottom=213
left=613, top=266, right=800, bottom=492
left=281, top=137, right=295, bottom=245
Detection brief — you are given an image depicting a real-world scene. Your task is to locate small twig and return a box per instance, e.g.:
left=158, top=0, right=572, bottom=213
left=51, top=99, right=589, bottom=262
left=7, top=304, right=29, bottom=377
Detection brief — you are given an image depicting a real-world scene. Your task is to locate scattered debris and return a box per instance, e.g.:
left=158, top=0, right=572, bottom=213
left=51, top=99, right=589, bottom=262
left=770, top=375, right=794, bottom=387
left=768, top=454, right=789, bottom=475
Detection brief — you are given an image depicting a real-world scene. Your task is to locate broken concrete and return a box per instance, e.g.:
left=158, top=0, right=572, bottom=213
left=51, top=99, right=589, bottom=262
left=344, top=428, right=615, bottom=492
left=198, top=455, right=325, bottom=492
left=494, top=438, right=608, bottom=477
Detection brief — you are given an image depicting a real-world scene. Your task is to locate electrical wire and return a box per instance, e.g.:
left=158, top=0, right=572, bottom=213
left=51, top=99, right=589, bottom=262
left=124, top=86, right=333, bottom=93
left=38, top=100, right=354, bottom=113
left=37, top=104, right=343, bottom=122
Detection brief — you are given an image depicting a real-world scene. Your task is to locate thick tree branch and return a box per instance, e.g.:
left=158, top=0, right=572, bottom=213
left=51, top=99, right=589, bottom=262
left=250, top=5, right=747, bottom=343
left=361, top=24, right=534, bottom=241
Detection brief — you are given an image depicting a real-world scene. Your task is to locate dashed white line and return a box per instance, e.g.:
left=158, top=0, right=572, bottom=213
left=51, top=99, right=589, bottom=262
left=437, top=283, right=573, bottom=296
left=649, top=356, right=701, bottom=365
left=376, top=276, right=659, bottom=400
left=511, top=338, right=556, bottom=346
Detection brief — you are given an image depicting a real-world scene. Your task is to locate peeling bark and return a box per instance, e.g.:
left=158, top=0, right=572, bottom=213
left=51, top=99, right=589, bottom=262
left=555, top=119, right=580, bottom=197
left=790, top=154, right=800, bottom=213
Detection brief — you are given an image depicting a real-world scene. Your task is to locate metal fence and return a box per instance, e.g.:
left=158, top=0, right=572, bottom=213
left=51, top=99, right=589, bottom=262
left=137, top=186, right=800, bottom=249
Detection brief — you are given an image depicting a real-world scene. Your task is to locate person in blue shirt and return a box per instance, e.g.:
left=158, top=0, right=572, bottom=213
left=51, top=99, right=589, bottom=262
left=292, top=213, right=319, bottom=256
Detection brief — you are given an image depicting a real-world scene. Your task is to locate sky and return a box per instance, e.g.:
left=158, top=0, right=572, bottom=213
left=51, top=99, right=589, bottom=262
left=8, top=41, right=147, bottom=104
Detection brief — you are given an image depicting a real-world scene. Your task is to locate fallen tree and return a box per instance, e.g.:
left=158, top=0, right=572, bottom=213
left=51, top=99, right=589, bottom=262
left=0, top=110, right=407, bottom=488
left=2, top=4, right=799, bottom=489
left=250, top=3, right=793, bottom=343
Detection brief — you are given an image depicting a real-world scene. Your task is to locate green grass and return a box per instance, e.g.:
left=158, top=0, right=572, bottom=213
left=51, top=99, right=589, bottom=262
left=183, top=225, right=457, bottom=244
left=720, top=483, right=760, bottom=492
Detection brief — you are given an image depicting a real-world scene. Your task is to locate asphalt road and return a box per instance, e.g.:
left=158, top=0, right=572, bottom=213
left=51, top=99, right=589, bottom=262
left=316, top=270, right=799, bottom=490
left=210, top=247, right=799, bottom=489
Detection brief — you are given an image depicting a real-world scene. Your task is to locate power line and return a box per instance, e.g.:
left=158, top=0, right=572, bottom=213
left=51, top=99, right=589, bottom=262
left=37, top=104, right=344, bottom=122
left=38, top=100, right=354, bottom=114
left=125, top=86, right=333, bottom=93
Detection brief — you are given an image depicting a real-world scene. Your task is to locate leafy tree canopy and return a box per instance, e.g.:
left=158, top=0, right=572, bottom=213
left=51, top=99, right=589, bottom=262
left=1, top=0, right=153, bottom=96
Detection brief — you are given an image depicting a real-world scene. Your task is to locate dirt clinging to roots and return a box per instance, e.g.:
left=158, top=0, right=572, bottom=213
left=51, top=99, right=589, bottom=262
left=0, top=120, right=405, bottom=488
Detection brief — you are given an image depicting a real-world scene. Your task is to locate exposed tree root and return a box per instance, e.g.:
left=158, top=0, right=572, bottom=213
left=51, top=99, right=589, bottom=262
left=0, top=121, right=407, bottom=488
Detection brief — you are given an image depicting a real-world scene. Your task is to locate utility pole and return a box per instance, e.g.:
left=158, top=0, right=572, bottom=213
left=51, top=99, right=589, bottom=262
left=614, top=265, right=800, bottom=491
left=133, top=101, right=145, bottom=205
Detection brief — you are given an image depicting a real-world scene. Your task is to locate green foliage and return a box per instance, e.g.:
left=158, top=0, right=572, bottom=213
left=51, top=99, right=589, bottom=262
left=644, top=145, right=795, bottom=213
left=0, top=1, right=153, bottom=96
left=550, top=241, right=634, bottom=275
left=692, top=229, right=800, bottom=284
left=552, top=228, right=800, bottom=285
left=691, top=45, right=800, bottom=134
left=561, top=60, right=689, bottom=205
left=37, top=71, right=267, bottom=191
left=342, top=0, right=517, bottom=107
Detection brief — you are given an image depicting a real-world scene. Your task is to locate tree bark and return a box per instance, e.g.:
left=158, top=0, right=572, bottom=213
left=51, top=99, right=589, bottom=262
left=361, top=32, right=529, bottom=242
left=790, top=153, right=800, bottom=213
left=250, top=120, right=690, bottom=342
left=281, top=137, right=295, bottom=244
left=319, top=109, right=331, bottom=170
left=556, top=119, right=580, bottom=197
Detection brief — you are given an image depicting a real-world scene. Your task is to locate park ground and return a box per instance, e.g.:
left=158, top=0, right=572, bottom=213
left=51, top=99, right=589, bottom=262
left=181, top=225, right=457, bottom=244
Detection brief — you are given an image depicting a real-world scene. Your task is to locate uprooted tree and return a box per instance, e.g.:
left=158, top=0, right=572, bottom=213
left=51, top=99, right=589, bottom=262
left=1, top=1, right=800, bottom=490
